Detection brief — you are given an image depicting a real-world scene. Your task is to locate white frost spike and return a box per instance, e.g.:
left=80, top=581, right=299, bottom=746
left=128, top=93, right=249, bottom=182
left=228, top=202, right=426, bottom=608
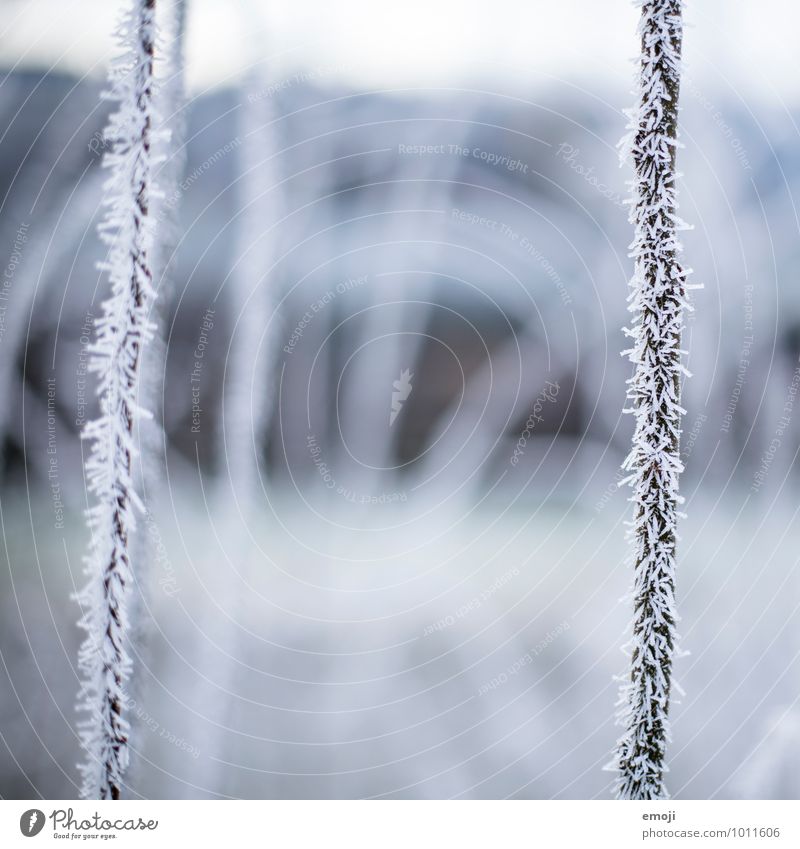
left=390, top=369, right=413, bottom=426
left=75, top=0, right=161, bottom=801
left=611, top=0, right=690, bottom=800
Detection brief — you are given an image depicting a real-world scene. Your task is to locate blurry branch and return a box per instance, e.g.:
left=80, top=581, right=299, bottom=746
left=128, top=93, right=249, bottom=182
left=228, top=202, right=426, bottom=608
left=218, top=73, right=284, bottom=503
left=188, top=0, right=286, bottom=797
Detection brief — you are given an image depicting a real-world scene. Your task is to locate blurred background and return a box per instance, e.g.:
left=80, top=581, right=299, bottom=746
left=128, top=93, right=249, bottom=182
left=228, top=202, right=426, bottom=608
left=1, top=0, right=800, bottom=799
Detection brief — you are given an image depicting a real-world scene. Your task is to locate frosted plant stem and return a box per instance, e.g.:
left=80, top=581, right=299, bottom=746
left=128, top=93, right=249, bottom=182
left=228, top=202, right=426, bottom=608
left=76, top=0, right=160, bottom=801
left=612, top=0, right=691, bottom=801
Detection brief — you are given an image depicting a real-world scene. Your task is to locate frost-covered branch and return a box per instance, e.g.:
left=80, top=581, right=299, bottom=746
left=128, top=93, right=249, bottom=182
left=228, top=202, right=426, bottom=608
left=611, top=0, right=690, bottom=801
left=76, top=0, right=161, bottom=800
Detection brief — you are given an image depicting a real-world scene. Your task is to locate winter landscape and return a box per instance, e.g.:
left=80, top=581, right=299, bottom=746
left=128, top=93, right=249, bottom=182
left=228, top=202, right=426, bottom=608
left=0, top=0, right=799, bottom=802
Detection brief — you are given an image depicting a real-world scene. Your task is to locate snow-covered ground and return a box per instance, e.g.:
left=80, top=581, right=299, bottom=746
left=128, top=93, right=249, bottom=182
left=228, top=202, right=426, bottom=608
left=2, top=481, right=798, bottom=799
